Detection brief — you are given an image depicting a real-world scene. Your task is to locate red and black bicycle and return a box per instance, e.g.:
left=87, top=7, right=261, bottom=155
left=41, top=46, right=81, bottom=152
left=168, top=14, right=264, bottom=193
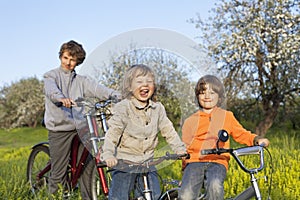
left=26, top=98, right=114, bottom=199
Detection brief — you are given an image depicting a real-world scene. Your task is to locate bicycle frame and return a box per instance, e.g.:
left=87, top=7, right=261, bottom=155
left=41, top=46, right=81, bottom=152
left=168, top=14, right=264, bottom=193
left=231, top=145, right=265, bottom=200
left=86, top=107, right=110, bottom=196
left=109, top=153, right=188, bottom=200
left=201, top=130, right=268, bottom=200
left=28, top=99, right=113, bottom=198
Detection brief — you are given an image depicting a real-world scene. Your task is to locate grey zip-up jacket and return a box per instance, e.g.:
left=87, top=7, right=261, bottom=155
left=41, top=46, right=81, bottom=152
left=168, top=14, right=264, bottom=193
left=101, top=97, right=186, bottom=163
left=44, top=67, right=120, bottom=132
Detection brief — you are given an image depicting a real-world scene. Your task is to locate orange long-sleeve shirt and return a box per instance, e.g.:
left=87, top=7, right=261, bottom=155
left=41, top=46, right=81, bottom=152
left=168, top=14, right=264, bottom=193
left=182, top=107, right=257, bottom=170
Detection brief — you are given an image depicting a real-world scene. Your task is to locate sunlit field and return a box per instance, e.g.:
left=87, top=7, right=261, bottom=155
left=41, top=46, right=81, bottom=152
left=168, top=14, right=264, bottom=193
left=0, top=127, right=299, bottom=199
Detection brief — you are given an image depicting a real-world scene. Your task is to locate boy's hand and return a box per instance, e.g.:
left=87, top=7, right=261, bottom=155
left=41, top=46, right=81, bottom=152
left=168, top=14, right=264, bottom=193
left=58, top=98, right=75, bottom=108
left=105, top=157, right=118, bottom=168
left=257, top=138, right=270, bottom=147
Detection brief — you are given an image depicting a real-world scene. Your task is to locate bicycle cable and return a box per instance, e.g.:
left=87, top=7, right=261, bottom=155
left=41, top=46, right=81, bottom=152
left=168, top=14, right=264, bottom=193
left=264, top=147, right=273, bottom=200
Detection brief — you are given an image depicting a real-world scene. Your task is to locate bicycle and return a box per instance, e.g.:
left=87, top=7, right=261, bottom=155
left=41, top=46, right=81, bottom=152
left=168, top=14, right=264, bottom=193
left=101, top=152, right=190, bottom=200
left=26, top=98, right=115, bottom=199
left=166, top=130, right=272, bottom=200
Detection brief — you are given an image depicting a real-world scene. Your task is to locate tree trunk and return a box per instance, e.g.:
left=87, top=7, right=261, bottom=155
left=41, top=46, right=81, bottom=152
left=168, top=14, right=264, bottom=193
left=255, top=100, right=280, bottom=136
left=255, top=112, right=276, bottom=136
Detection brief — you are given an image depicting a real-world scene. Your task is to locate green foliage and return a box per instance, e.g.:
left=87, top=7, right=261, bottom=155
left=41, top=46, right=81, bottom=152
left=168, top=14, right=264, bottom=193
left=0, top=127, right=299, bottom=199
left=96, top=48, right=198, bottom=129
left=228, top=96, right=300, bottom=132
left=0, top=77, right=44, bottom=129
left=0, top=148, right=33, bottom=199
left=191, top=0, right=300, bottom=135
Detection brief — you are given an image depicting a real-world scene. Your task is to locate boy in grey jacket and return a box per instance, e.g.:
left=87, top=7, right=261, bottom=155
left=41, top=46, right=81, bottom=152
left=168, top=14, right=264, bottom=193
left=43, top=40, right=120, bottom=199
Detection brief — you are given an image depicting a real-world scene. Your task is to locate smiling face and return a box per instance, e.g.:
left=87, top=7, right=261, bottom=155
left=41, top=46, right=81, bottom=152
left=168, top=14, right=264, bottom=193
left=198, top=83, right=219, bottom=113
left=60, top=51, right=77, bottom=71
left=131, top=72, right=155, bottom=107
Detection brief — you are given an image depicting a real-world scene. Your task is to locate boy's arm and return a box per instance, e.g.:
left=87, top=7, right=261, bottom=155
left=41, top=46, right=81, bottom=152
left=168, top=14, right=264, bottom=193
left=228, top=111, right=257, bottom=146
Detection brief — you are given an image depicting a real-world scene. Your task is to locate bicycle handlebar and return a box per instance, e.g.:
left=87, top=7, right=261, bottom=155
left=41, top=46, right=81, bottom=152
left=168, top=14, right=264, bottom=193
left=54, top=96, right=118, bottom=109
left=201, top=145, right=265, bottom=173
left=98, top=152, right=190, bottom=170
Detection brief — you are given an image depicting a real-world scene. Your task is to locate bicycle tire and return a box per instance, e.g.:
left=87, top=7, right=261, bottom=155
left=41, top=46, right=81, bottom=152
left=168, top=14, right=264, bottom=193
left=159, top=188, right=179, bottom=200
left=233, top=186, right=255, bottom=200
left=27, top=144, right=50, bottom=195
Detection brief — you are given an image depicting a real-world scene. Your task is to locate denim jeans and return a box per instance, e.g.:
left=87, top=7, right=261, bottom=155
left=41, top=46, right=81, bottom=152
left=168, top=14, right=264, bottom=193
left=178, top=162, right=226, bottom=200
left=108, top=169, right=161, bottom=200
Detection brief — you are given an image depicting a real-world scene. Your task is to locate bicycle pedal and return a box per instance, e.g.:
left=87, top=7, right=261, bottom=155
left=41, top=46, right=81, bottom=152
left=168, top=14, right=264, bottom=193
left=63, top=191, right=71, bottom=199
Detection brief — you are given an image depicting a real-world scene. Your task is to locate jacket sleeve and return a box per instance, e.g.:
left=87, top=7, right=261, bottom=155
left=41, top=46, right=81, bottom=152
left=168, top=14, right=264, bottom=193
left=82, top=76, right=121, bottom=100
left=43, top=70, right=65, bottom=102
left=158, top=103, right=186, bottom=153
left=101, top=102, right=126, bottom=161
left=227, top=111, right=257, bottom=146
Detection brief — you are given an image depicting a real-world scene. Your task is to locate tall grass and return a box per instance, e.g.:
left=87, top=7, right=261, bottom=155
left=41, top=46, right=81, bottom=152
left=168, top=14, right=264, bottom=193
left=0, top=128, right=299, bottom=199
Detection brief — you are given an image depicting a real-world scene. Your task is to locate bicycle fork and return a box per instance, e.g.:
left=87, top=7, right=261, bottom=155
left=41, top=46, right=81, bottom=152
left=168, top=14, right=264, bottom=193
left=250, top=173, right=261, bottom=200
left=141, top=173, right=152, bottom=200
left=86, top=114, right=110, bottom=196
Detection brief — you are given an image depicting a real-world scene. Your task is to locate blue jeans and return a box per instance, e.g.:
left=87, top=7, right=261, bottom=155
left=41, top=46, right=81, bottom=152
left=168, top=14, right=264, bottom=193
left=108, top=170, right=161, bottom=200
left=178, top=162, right=226, bottom=200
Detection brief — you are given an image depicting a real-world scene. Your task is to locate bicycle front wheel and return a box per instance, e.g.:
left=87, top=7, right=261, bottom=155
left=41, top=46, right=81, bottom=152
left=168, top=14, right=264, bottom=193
left=233, top=186, right=255, bottom=200
left=160, top=188, right=179, bottom=200
left=27, top=144, right=51, bottom=195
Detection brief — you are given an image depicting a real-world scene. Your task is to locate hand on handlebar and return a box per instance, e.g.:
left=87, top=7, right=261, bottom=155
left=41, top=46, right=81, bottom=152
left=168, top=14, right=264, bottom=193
left=57, top=98, right=76, bottom=108
left=105, top=157, right=118, bottom=168
left=176, top=151, right=190, bottom=160
left=256, top=138, right=270, bottom=147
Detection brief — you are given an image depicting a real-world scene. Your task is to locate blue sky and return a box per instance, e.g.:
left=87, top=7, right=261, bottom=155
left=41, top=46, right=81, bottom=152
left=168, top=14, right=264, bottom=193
left=0, top=0, right=217, bottom=87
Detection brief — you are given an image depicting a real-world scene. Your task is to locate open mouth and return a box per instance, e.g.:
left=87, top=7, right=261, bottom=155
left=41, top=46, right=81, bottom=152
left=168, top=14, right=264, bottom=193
left=140, top=89, right=149, bottom=97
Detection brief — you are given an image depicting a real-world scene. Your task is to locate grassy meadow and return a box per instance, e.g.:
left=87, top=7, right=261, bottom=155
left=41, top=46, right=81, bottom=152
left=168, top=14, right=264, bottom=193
left=0, top=127, right=299, bottom=199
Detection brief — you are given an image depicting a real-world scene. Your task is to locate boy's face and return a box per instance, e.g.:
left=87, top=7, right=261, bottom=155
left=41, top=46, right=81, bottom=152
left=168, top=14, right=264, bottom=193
left=198, top=83, right=219, bottom=112
left=131, top=73, right=155, bottom=106
left=60, top=51, right=77, bottom=71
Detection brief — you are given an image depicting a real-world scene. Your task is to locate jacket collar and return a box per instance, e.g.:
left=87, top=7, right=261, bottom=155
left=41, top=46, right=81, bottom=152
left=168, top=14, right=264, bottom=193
left=198, top=106, right=220, bottom=117
left=130, top=97, right=156, bottom=110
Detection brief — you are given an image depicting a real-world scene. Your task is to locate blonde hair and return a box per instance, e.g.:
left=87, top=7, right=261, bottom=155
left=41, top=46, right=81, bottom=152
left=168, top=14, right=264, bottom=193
left=121, top=64, right=156, bottom=100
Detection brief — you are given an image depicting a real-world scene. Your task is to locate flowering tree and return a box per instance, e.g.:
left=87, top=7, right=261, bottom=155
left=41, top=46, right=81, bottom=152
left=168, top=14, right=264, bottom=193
left=191, top=0, right=300, bottom=135
left=0, top=77, right=44, bottom=128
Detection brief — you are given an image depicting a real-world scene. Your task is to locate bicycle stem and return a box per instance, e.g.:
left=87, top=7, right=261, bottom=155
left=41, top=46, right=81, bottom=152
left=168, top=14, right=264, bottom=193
left=142, top=174, right=152, bottom=200
left=250, top=173, right=262, bottom=200
left=86, top=113, right=99, bottom=154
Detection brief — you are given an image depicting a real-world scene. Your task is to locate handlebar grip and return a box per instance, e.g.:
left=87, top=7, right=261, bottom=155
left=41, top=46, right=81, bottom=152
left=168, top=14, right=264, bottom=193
left=177, top=153, right=190, bottom=159
left=259, top=142, right=266, bottom=147
left=54, top=102, right=63, bottom=107
left=97, top=161, right=107, bottom=168
left=201, top=149, right=217, bottom=155
left=165, top=152, right=190, bottom=160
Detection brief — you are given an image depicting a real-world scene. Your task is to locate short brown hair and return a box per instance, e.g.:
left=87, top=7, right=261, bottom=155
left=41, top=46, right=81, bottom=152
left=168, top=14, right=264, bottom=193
left=58, top=40, right=86, bottom=66
left=121, top=64, right=156, bottom=100
left=195, top=75, right=226, bottom=108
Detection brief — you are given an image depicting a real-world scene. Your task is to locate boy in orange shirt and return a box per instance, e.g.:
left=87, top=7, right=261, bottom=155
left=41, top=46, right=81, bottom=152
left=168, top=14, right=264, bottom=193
left=178, top=75, right=269, bottom=200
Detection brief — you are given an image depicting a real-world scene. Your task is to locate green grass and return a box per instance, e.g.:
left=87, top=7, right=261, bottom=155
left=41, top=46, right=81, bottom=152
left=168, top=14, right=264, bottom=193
left=0, top=127, right=299, bottom=199
left=0, top=127, right=48, bottom=148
